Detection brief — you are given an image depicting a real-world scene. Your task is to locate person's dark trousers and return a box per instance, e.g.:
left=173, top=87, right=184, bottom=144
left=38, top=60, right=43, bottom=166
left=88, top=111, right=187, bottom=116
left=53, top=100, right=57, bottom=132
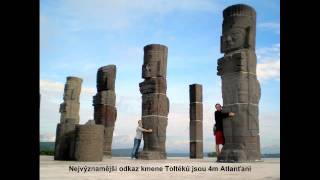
left=131, top=138, right=141, bottom=158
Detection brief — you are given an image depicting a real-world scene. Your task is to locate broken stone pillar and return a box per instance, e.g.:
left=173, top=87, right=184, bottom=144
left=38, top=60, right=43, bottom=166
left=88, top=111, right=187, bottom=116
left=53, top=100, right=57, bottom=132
left=189, top=84, right=203, bottom=159
left=93, top=65, right=117, bottom=157
left=54, top=76, right=82, bottom=160
left=138, top=44, right=169, bottom=160
left=217, top=4, right=261, bottom=162
left=74, top=122, right=104, bottom=161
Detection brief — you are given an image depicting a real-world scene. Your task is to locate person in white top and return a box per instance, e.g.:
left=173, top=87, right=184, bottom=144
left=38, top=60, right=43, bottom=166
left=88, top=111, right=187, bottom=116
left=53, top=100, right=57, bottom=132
left=131, top=120, right=152, bottom=159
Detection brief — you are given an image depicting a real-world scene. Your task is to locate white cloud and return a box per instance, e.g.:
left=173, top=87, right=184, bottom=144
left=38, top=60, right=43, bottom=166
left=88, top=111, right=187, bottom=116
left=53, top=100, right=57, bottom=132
left=256, top=44, right=280, bottom=81
left=257, top=60, right=280, bottom=81
left=258, top=22, right=280, bottom=34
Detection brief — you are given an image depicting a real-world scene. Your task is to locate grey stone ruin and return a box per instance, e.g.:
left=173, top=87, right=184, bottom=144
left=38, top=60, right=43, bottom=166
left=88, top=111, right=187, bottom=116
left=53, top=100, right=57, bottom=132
left=189, top=84, right=203, bottom=159
left=93, top=65, right=117, bottom=157
left=74, top=122, right=104, bottom=161
left=54, top=76, right=82, bottom=160
left=217, top=4, right=261, bottom=162
left=138, top=44, right=170, bottom=160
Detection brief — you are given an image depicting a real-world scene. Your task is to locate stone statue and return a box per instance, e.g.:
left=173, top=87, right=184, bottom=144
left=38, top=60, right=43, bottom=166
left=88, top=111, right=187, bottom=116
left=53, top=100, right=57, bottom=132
left=54, top=76, right=82, bottom=160
left=217, top=4, right=261, bottom=162
left=93, top=65, right=117, bottom=157
left=138, top=44, right=169, bottom=160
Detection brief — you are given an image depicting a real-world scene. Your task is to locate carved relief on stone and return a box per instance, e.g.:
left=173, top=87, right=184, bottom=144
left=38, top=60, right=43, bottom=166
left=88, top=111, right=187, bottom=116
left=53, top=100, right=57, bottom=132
left=142, top=94, right=169, bottom=116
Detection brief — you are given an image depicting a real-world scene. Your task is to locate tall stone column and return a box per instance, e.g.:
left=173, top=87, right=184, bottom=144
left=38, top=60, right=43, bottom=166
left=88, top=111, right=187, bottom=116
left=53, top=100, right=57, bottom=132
left=54, top=76, right=82, bottom=160
left=138, top=44, right=169, bottom=160
left=217, top=4, right=261, bottom=162
left=189, top=84, right=203, bottom=159
left=93, top=65, right=117, bottom=157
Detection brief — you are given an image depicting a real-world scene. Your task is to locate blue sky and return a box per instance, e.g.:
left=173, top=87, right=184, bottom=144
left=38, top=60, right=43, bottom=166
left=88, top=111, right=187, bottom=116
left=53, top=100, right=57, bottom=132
left=40, top=0, right=280, bottom=153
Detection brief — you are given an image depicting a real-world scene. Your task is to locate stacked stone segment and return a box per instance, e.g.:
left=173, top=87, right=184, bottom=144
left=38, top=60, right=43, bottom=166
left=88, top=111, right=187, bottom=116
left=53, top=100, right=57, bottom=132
left=93, top=65, right=117, bottom=157
left=189, top=84, right=203, bottom=159
left=54, top=76, right=82, bottom=160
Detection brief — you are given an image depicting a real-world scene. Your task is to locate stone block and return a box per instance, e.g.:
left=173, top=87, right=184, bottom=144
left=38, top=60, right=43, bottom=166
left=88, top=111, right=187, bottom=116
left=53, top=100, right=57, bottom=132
left=63, top=76, right=82, bottom=101
left=93, top=90, right=116, bottom=106
left=189, top=121, right=203, bottom=141
left=59, top=101, right=80, bottom=123
left=96, top=65, right=116, bottom=91
left=139, top=77, right=167, bottom=94
left=217, top=50, right=257, bottom=76
left=54, top=123, right=76, bottom=160
left=190, top=141, right=203, bottom=159
left=189, top=103, right=203, bottom=120
left=74, top=124, right=104, bottom=161
left=189, top=84, right=202, bottom=102
left=221, top=73, right=260, bottom=105
left=94, top=105, right=117, bottom=127
left=141, top=116, right=167, bottom=152
left=142, top=94, right=169, bottom=116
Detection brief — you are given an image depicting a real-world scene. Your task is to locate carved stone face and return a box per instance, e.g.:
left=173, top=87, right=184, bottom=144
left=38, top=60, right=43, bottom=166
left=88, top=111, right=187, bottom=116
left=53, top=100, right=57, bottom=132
left=221, top=27, right=246, bottom=52
left=142, top=61, right=158, bottom=78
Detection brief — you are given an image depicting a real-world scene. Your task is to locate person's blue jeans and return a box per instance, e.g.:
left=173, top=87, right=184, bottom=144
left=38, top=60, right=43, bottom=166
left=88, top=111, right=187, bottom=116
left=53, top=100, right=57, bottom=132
left=131, top=138, right=141, bottom=159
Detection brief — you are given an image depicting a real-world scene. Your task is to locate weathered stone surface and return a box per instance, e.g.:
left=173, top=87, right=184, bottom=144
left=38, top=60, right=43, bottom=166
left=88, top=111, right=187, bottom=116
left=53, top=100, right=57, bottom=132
left=103, top=127, right=115, bottom=156
left=221, top=73, right=261, bottom=105
left=59, top=101, right=80, bottom=123
left=222, top=98, right=259, bottom=137
left=93, top=90, right=116, bottom=106
left=217, top=50, right=257, bottom=75
left=189, top=103, right=203, bottom=120
left=189, top=84, right=203, bottom=159
left=59, top=76, right=82, bottom=124
left=96, top=65, right=116, bottom=91
left=74, top=124, right=104, bottom=161
left=217, top=4, right=260, bottom=162
left=189, top=121, right=203, bottom=141
left=94, top=105, right=117, bottom=127
left=54, top=123, right=76, bottom=160
left=141, top=116, right=167, bottom=152
left=63, top=76, right=83, bottom=101
left=189, top=84, right=203, bottom=102
left=142, top=44, right=168, bottom=78
left=139, top=77, right=167, bottom=94
left=190, top=141, right=203, bottom=159
left=142, top=93, right=169, bottom=116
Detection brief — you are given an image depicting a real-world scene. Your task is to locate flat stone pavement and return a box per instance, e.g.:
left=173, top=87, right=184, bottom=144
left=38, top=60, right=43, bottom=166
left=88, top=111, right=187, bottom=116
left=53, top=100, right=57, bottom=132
left=40, top=155, right=280, bottom=180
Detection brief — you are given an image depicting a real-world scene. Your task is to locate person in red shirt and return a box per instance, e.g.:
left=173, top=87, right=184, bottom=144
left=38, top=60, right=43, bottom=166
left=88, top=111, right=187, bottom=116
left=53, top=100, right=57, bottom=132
left=214, top=103, right=235, bottom=157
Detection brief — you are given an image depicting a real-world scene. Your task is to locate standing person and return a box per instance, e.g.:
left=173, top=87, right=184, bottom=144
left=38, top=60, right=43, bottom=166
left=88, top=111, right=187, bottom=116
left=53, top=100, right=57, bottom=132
left=214, top=103, right=235, bottom=157
left=131, top=120, right=152, bottom=159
